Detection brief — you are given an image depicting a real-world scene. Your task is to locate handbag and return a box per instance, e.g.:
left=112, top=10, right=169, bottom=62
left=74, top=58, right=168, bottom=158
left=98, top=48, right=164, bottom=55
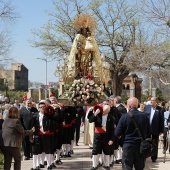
left=128, top=112, right=156, bottom=158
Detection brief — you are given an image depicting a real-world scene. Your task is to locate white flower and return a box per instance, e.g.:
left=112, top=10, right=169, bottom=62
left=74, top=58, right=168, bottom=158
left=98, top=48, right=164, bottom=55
left=89, top=80, right=95, bottom=85
left=79, top=91, right=82, bottom=94
left=76, top=87, right=80, bottom=91
left=94, top=84, right=98, bottom=87
left=74, top=80, right=78, bottom=84
left=96, top=87, right=101, bottom=92
left=86, top=89, right=89, bottom=92
left=72, top=83, right=75, bottom=87
left=86, top=85, right=90, bottom=88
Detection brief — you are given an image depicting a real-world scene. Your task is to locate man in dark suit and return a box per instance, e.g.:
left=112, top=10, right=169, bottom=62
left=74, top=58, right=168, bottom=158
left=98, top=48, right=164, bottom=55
left=144, top=96, right=164, bottom=162
left=114, top=96, right=127, bottom=163
left=19, top=99, right=38, bottom=160
left=114, top=96, right=127, bottom=116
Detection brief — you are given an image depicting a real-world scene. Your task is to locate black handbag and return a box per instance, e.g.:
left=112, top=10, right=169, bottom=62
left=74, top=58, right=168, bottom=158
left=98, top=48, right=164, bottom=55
left=128, top=112, right=156, bottom=158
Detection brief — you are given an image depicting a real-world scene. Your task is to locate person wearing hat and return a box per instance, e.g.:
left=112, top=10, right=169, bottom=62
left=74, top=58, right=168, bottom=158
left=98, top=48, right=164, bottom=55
left=88, top=104, right=115, bottom=170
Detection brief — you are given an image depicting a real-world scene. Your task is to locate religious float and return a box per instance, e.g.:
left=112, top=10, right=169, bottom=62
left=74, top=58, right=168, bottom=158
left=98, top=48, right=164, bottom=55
left=55, top=14, right=111, bottom=106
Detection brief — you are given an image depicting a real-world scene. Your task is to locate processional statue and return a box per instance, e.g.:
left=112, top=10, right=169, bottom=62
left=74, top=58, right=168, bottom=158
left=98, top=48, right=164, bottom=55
left=66, top=13, right=110, bottom=84
left=56, top=14, right=110, bottom=104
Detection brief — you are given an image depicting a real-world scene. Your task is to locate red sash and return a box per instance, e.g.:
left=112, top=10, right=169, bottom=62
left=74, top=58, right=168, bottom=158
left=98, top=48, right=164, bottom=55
left=95, top=127, right=106, bottom=134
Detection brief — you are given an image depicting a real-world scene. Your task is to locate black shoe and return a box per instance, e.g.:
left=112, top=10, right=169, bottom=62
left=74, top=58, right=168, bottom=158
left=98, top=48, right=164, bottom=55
left=90, top=167, right=97, bottom=170
left=152, top=159, right=156, bottom=162
left=110, top=162, right=114, bottom=167
left=103, top=166, right=110, bottom=170
left=47, top=166, right=52, bottom=170
left=70, top=150, right=74, bottom=154
left=24, top=157, right=30, bottom=160
left=76, top=143, right=79, bottom=146
left=55, top=159, right=63, bottom=165
left=44, top=161, right=47, bottom=165
left=115, top=160, right=120, bottom=164
left=65, top=153, right=71, bottom=157
left=36, top=166, right=40, bottom=170
left=51, top=163, right=56, bottom=168
left=40, top=164, right=44, bottom=168
left=98, top=162, right=103, bottom=167
left=30, top=168, right=36, bottom=170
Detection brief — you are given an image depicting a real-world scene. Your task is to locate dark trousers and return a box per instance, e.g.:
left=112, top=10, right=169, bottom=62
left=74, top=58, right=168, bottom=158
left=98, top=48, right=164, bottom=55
left=92, top=133, right=112, bottom=155
left=163, top=127, right=169, bottom=151
left=75, top=124, right=81, bottom=143
left=2, top=146, right=22, bottom=170
left=122, top=143, right=145, bottom=170
left=151, top=134, right=159, bottom=161
left=22, top=135, right=31, bottom=158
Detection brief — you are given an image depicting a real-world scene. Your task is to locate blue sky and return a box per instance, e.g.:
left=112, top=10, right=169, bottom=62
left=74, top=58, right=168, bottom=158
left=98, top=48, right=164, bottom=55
left=10, top=0, right=57, bottom=84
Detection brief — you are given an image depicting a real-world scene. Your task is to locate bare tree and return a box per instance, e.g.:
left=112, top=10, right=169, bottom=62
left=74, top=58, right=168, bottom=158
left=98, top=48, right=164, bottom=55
left=134, top=0, right=170, bottom=85
left=31, top=0, right=87, bottom=61
left=0, top=1, right=18, bottom=62
left=32, top=0, right=145, bottom=95
left=32, top=0, right=170, bottom=95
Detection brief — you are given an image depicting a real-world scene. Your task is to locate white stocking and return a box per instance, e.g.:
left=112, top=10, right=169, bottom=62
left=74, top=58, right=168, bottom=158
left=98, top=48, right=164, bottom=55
left=62, top=144, right=66, bottom=155
left=56, top=149, right=60, bottom=161
left=98, top=154, right=103, bottom=164
left=117, top=146, right=122, bottom=160
left=40, top=152, right=45, bottom=165
left=114, top=150, right=118, bottom=161
left=65, top=144, right=70, bottom=155
left=33, top=155, right=38, bottom=169
left=103, top=155, right=110, bottom=167
left=51, top=154, right=54, bottom=164
left=92, top=155, right=99, bottom=168
left=70, top=140, right=74, bottom=150
left=46, top=154, right=51, bottom=167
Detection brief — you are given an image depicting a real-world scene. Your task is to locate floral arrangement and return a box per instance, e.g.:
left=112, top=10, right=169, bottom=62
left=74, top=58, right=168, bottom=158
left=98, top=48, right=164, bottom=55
left=62, top=77, right=103, bottom=105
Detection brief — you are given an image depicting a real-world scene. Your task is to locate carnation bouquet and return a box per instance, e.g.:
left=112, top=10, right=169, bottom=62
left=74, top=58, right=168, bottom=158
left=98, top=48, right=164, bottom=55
left=62, top=77, right=103, bottom=105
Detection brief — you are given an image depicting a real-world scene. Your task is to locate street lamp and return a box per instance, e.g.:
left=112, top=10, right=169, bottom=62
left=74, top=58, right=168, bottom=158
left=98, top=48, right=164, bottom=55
left=37, top=56, right=48, bottom=99
left=4, top=79, right=8, bottom=97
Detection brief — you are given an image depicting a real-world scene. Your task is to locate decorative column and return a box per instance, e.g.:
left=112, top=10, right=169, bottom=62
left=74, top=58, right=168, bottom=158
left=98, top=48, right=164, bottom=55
left=48, top=86, right=53, bottom=97
left=58, top=81, right=65, bottom=96
left=130, top=88, right=135, bottom=98
left=39, top=87, right=43, bottom=101
left=152, top=88, right=156, bottom=97
left=28, top=87, right=34, bottom=99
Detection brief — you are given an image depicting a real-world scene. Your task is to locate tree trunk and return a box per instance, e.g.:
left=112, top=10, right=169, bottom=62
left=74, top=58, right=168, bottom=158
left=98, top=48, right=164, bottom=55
left=111, top=70, right=129, bottom=96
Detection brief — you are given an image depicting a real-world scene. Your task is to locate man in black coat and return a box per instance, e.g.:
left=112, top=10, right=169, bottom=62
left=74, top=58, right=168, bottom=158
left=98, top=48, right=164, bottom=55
left=144, top=96, right=164, bottom=162
left=115, top=97, right=150, bottom=170
left=19, top=99, right=38, bottom=160
left=114, top=96, right=127, bottom=163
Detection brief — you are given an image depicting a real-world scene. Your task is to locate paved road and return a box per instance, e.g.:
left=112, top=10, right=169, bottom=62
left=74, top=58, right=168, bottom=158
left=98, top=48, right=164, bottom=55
left=10, top=132, right=170, bottom=170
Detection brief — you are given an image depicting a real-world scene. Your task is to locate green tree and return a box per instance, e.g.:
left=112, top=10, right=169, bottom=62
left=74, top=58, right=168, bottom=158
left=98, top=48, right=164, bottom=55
left=156, top=88, right=165, bottom=102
